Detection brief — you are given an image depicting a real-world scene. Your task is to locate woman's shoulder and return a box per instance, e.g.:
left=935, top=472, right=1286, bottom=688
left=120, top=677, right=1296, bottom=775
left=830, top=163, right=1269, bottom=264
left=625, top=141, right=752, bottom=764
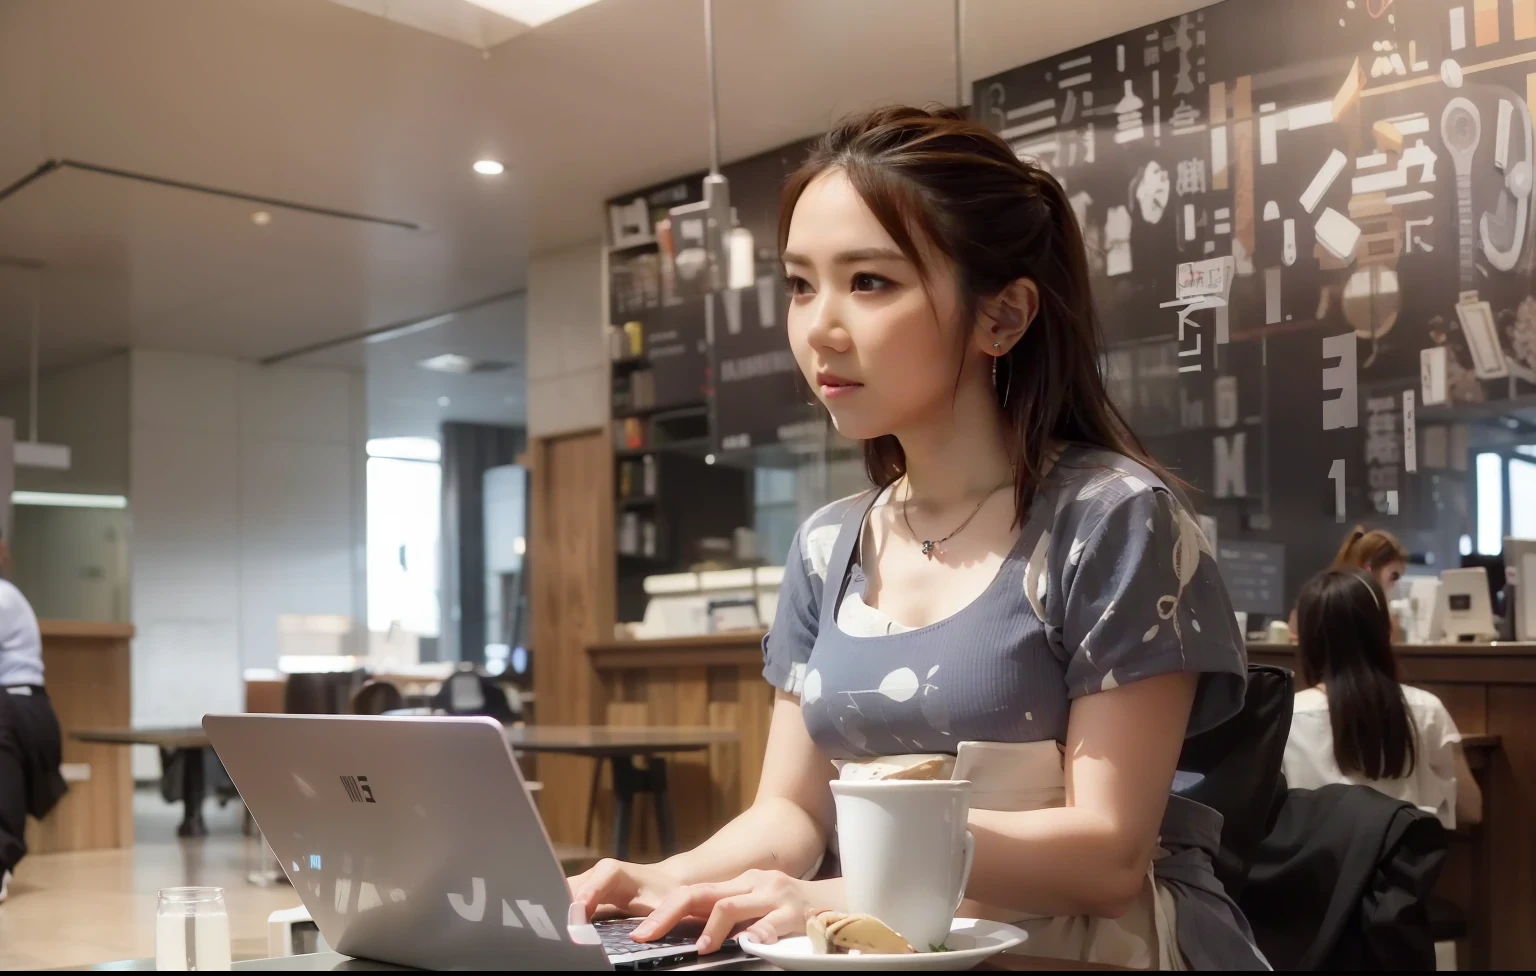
left=1049, top=445, right=1177, bottom=517
left=1291, top=686, right=1329, bottom=713
left=1401, top=684, right=1453, bottom=719
left=791, top=489, right=881, bottom=584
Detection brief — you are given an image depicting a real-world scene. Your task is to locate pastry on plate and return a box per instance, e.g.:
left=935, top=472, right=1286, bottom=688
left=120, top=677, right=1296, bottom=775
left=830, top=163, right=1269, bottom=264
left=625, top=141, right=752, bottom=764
left=804, top=910, right=915, bottom=955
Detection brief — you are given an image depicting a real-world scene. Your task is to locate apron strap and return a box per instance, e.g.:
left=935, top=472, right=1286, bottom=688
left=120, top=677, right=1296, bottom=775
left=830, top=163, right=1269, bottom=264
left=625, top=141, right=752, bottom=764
left=815, top=488, right=884, bottom=637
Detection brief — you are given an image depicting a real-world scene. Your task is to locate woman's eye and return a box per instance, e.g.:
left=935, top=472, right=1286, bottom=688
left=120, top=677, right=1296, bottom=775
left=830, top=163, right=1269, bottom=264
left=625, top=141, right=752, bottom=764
left=783, top=274, right=811, bottom=297
left=851, top=272, right=889, bottom=293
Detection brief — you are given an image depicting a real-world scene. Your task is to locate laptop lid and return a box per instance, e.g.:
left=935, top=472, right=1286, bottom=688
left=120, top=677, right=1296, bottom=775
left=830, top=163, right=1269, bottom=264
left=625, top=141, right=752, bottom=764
left=203, top=713, right=610, bottom=972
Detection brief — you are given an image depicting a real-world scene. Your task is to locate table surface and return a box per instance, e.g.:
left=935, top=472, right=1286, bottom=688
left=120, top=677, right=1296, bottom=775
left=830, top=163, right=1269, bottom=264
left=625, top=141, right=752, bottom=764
left=72, top=727, right=211, bottom=749
left=504, top=724, right=737, bottom=754
left=72, top=723, right=738, bottom=756
left=60, top=949, right=1120, bottom=972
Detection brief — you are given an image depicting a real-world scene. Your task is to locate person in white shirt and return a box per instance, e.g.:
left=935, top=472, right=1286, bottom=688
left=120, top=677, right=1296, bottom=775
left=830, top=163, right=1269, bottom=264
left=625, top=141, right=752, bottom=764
left=1283, top=568, right=1481, bottom=830
left=0, top=533, right=67, bottom=902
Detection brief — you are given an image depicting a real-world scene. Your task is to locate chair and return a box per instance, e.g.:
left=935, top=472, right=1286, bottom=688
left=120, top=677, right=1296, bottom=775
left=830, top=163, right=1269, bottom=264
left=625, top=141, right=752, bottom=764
left=283, top=670, right=367, bottom=715
left=350, top=680, right=404, bottom=715
left=1173, top=663, right=1295, bottom=898
left=430, top=665, right=520, bottom=723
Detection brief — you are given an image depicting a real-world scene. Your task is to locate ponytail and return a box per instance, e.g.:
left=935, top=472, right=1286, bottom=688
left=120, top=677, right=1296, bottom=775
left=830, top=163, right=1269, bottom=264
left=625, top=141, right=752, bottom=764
left=1333, top=526, right=1409, bottom=574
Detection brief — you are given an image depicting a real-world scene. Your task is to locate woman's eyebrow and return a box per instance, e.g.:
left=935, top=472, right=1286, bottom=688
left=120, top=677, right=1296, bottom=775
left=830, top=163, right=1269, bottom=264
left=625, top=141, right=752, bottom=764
left=781, top=247, right=908, bottom=266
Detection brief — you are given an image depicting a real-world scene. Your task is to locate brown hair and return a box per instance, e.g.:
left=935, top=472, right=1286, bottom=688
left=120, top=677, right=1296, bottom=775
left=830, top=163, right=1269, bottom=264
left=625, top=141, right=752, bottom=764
left=1332, top=526, right=1409, bottom=574
left=777, top=105, right=1167, bottom=523
left=1296, top=569, right=1417, bottom=780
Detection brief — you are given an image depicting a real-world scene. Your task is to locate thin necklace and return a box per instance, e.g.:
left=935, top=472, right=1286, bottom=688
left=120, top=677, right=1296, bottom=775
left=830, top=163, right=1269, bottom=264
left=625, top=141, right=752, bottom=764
left=900, top=476, right=1012, bottom=559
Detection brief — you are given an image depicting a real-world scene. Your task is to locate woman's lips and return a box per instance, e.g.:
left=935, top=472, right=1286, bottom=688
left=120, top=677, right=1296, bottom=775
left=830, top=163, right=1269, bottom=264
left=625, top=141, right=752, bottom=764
left=819, top=381, right=863, bottom=399
left=817, top=372, right=862, bottom=399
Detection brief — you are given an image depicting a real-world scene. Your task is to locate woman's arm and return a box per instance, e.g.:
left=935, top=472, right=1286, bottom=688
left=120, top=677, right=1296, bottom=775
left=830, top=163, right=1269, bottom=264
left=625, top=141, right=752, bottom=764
left=966, top=671, right=1197, bottom=918
left=1453, top=745, right=1483, bottom=826
left=661, top=690, right=835, bottom=883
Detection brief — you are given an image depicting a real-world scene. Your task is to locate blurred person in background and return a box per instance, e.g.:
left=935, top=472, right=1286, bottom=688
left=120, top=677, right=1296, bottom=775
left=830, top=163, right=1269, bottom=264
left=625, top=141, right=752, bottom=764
left=0, top=531, right=67, bottom=902
left=1284, top=568, right=1480, bottom=829
left=1331, top=527, right=1409, bottom=594
left=1286, top=527, right=1410, bottom=643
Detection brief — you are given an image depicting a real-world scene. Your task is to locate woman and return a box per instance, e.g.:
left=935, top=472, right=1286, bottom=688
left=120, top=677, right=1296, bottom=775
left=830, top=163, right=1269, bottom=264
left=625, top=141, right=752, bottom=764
left=571, top=107, right=1265, bottom=969
left=0, top=532, right=68, bottom=902
left=1286, top=526, right=1408, bottom=642
left=1332, top=526, right=1408, bottom=593
left=1284, top=569, right=1481, bottom=829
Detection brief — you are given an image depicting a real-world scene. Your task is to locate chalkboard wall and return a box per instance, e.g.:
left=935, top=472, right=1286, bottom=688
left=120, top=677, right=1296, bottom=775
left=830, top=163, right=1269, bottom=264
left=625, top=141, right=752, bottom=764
left=606, top=0, right=1536, bottom=614
left=973, top=0, right=1536, bottom=605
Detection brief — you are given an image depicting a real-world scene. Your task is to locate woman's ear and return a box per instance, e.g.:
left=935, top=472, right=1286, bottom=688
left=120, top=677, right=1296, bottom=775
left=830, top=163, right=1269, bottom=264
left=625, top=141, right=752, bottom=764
left=975, top=278, right=1040, bottom=356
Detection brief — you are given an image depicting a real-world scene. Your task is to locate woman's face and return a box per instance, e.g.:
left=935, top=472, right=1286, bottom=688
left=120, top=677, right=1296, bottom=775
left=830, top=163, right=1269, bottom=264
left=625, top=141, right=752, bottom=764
left=782, top=170, right=970, bottom=441
left=1374, top=560, right=1406, bottom=593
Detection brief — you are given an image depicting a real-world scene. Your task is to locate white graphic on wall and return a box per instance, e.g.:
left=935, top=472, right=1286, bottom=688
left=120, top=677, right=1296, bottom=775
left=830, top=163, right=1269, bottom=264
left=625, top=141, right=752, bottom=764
left=1322, top=333, right=1360, bottom=430
left=1135, top=161, right=1171, bottom=223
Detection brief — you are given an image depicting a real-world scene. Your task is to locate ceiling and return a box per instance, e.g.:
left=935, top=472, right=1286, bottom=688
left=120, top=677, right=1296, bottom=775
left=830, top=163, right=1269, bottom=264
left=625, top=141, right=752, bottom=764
left=0, top=0, right=1205, bottom=396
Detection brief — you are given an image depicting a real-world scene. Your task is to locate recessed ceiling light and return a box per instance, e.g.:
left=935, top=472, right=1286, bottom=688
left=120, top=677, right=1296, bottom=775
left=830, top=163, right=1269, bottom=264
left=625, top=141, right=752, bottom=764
left=473, top=159, right=505, bottom=176
left=418, top=353, right=478, bottom=375
left=460, top=0, right=601, bottom=28
left=438, top=396, right=452, bottom=407
left=251, top=210, right=272, bottom=226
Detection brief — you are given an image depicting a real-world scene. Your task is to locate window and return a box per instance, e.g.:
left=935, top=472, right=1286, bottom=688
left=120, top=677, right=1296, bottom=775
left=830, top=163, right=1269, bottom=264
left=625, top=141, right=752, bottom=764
left=1474, top=448, right=1536, bottom=554
left=366, top=439, right=442, bottom=636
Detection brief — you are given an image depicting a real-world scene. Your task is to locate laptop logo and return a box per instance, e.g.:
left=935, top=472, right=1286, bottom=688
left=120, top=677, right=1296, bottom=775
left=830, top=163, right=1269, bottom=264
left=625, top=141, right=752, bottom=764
left=340, top=775, right=375, bottom=803
left=446, top=878, right=560, bottom=940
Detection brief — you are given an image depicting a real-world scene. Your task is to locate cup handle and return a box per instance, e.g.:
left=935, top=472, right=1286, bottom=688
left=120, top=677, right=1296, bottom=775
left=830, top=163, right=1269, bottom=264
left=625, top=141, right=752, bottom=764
left=954, top=829, right=976, bottom=914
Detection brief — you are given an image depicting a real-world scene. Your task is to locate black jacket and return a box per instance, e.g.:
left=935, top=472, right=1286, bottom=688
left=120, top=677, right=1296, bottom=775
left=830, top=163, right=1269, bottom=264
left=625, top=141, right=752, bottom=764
left=1237, top=783, right=1447, bottom=970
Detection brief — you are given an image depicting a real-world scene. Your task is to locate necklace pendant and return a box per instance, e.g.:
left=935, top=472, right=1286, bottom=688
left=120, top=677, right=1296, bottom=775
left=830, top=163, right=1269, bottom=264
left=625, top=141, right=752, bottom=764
left=921, top=540, right=936, bottom=557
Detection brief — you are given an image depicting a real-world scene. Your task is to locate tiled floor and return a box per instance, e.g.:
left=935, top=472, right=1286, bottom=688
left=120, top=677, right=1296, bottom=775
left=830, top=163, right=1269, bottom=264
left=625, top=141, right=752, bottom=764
left=0, top=791, right=305, bottom=970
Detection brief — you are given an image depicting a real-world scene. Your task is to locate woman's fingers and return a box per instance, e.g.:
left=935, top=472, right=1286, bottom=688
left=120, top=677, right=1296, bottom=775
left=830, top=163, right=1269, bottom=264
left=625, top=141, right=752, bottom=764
left=631, top=880, right=747, bottom=942
left=569, top=859, right=631, bottom=921
left=698, top=899, right=795, bottom=954
left=738, top=906, right=801, bottom=949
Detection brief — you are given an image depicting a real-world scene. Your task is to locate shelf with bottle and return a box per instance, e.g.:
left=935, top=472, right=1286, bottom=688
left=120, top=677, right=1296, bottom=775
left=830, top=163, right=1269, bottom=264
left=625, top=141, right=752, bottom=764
left=615, top=508, right=664, bottom=561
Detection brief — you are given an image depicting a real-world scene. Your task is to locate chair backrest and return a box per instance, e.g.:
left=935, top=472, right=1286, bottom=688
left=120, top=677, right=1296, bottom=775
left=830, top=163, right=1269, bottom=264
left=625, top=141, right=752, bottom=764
left=431, top=666, right=518, bottom=722
left=350, top=679, right=405, bottom=715
left=1174, top=663, right=1295, bottom=897
left=282, top=670, right=367, bottom=715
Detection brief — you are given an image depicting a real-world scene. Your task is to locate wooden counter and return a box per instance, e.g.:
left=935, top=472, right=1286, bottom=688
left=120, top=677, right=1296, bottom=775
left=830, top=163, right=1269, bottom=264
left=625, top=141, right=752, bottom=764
left=1250, top=640, right=1536, bottom=968
left=25, top=620, right=134, bottom=854
left=582, top=632, right=767, bottom=857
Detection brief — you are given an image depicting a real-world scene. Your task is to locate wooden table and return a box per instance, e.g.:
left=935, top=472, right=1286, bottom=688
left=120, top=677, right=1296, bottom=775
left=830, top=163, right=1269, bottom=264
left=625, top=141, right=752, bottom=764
left=507, top=725, right=738, bottom=860
left=63, top=949, right=1118, bottom=971
left=71, top=727, right=211, bottom=837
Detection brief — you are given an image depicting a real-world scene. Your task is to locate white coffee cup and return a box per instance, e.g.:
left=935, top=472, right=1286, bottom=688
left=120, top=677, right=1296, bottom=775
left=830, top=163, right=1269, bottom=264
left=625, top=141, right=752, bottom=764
left=830, top=778, right=975, bottom=950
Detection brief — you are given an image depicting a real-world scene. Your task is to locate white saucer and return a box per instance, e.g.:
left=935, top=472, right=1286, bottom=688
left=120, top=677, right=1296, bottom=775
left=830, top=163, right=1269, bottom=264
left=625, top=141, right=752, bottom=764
left=737, top=918, right=1027, bottom=971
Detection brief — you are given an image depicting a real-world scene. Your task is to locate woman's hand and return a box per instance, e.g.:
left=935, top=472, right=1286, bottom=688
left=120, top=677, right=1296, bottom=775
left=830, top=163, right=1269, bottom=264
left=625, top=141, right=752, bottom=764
left=567, top=859, right=683, bottom=922
left=632, top=870, right=839, bottom=954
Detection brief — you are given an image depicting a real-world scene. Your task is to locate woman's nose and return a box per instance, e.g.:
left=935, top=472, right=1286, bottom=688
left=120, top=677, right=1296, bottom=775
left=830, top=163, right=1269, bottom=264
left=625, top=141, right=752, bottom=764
left=803, top=294, right=849, bottom=353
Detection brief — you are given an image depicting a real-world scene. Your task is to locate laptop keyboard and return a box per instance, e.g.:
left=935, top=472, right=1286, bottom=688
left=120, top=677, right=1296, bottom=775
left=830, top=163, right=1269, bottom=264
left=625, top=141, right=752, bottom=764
left=596, top=918, right=700, bottom=957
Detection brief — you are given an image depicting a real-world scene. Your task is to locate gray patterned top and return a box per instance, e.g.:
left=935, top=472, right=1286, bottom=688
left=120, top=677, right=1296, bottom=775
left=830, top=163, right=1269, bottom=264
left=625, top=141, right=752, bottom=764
left=761, top=446, right=1268, bottom=970
left=763, top=446, right=1247, bottom=755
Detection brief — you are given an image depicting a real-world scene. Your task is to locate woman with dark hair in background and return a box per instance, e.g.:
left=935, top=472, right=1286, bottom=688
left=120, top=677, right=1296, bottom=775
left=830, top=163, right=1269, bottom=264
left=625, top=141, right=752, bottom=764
left=1284, top=569, right=1480, bottom=829
left=570, top=106, right=1265, bottom=969
left=0, top=532, right=68, bottom=902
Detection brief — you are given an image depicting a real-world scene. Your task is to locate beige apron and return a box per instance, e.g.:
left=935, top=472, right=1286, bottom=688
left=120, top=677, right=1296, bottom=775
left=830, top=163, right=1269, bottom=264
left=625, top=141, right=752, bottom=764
left=839, top=741, right=1184, bottom=970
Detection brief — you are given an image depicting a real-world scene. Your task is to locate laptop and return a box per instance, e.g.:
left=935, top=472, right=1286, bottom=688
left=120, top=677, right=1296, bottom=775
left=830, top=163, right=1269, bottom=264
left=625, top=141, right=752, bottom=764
left=204, top=713, right=741, bottom=971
